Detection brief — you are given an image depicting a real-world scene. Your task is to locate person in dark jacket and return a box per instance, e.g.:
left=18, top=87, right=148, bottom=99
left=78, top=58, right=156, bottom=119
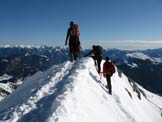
left=103, top=56, right=116, bottom=95
left=65, top=21, right=80, bottom=61
left=84, top=45, right=102, bottom=74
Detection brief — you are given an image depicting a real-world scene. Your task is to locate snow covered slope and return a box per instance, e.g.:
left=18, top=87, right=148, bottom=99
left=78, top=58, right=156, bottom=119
left=0, top=58, right=162, bottom=122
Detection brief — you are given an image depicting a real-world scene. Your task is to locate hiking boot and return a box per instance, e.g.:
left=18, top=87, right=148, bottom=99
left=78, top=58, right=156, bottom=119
left=109, top=90, right=112, bottom=95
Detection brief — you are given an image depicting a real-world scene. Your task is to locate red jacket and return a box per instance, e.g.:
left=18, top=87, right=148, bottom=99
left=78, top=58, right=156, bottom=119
left=103, top=61, right=115, bottom=76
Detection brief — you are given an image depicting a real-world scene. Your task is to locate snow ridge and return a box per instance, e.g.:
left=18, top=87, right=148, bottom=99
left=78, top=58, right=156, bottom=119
left=0, top=58, right=162, bottom=122
left=0, top=61, right=73, bottom=122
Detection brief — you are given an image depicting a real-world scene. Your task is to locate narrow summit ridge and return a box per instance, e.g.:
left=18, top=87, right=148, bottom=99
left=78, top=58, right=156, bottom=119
left=0, top=58, right=161, bottom=122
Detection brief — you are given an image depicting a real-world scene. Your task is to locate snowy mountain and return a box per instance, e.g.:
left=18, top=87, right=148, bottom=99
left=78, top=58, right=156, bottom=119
left=0, top=46, right=69, bottom=101
left=0, top=46, right=162, bottom=102
left=0, top=58, right=162, bottom=122
left=99, top=48, right=162, bottom=95
left=111, top=50, right=162, bottom=95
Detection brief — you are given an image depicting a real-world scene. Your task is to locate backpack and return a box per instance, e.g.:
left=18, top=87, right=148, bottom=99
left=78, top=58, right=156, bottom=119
left=95, top=45, right=102, bottom=55
left=107, top=62, right=115, bottom=75
left=72, top=24, right=79, bottom=37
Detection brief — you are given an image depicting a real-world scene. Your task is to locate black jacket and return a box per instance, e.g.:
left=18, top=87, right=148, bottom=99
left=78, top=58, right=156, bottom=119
left=65, top=26, right=74, bottom=46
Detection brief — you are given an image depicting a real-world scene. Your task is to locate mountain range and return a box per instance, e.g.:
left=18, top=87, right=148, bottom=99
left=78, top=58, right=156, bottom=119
left=0, top=45, right=162, bottom=101
left=0, top=57, right=162, bottom=122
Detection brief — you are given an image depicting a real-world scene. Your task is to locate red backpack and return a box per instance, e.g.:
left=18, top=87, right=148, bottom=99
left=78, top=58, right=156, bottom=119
left=72, top=24, right=79, bottom=37
left=107, top=62, right=116, bottom=75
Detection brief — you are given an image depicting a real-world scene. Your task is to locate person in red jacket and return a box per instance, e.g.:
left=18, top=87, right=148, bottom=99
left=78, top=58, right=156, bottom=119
left=103, top=56, right=115, bottom=95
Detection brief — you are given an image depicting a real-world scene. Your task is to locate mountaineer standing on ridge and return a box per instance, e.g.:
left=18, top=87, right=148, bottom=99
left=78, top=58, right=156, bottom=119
left=65, top=21, right=81, bottom=62
left=84, top=45, right=103, bottom=74
left=102, top=56, right=116, bottom=95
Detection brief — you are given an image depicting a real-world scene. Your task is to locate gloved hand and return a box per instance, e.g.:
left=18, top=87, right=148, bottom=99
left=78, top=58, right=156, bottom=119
left=65, top=41, right=67, bottom=46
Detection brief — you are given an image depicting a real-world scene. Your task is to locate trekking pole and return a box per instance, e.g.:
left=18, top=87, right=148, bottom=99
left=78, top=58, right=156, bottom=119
left=100, top=72, right=103, bottom=80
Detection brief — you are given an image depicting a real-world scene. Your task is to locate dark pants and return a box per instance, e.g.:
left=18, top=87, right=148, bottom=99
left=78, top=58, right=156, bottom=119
left=92, top=56, right=102, bottom=73
left=106, top=75, right=112, bottom=95
left=69, top=45, right=79, bottom=62
left=69, top=45, right=74, bottom=62
left=69, top=38, right=80, bottom=62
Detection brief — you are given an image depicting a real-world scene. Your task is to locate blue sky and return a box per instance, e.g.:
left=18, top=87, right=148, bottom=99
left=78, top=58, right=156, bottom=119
left=0, top=0, right=162, bottom=49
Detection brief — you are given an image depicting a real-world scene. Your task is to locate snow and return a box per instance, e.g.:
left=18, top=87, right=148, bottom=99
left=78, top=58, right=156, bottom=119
left=0, top=83, right=15, bottom=93
left=127, top=63, right=138, bottom=68
left=0, top=74, right=13, bottom=82
left=127, top=52, right=150, bottom=60
left=0, top=44, right=47, bottom=49
left=2, top=59, right=8, bottom=63
left=127, top=52, right=162, bottom=64
left=0, top=58, right=162, bottom=122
